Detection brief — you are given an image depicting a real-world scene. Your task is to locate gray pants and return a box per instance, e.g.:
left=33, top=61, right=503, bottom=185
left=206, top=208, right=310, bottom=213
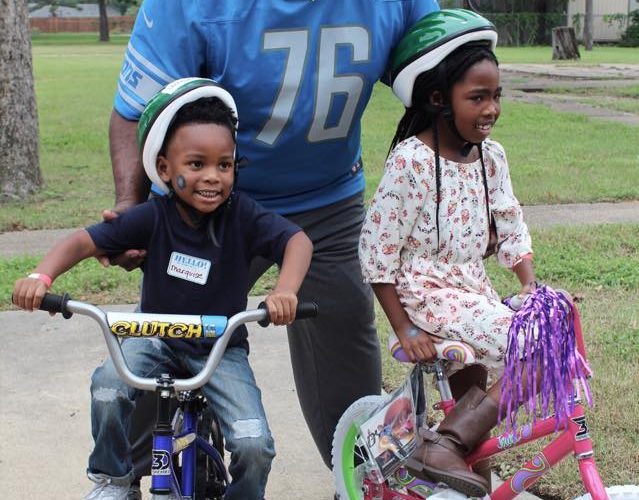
left=250, top=192, right=382, bottom=466
left=128, top=192, right=381, bottom=473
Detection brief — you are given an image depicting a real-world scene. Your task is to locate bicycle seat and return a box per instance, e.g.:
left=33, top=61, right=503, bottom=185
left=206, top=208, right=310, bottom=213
left=387, top=332, right=476, bottom=365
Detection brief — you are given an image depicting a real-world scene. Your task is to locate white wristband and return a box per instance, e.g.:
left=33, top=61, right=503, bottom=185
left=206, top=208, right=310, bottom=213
left=28, top=273, right=52, bottom=288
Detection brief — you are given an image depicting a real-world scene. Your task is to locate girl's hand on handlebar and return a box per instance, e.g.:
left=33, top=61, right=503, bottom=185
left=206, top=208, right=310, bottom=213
left=264, top=289, right=298, bottom=325
left=509, top=281, right=537, bottom=311
left=397, top=325, right=442, bottom=363
left=520, top=280, right=537, bottom=296
left=12, top=277, right=49, bottom=312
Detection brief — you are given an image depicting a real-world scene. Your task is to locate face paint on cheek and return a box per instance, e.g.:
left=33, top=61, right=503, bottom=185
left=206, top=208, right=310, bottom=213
left=175, top=175, right=187, bottom=191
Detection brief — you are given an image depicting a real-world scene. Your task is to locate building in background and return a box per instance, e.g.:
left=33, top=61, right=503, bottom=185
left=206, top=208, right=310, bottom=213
left=567, top=0, right=638, bottom=42
left=29, top=3, right=133, bottom=33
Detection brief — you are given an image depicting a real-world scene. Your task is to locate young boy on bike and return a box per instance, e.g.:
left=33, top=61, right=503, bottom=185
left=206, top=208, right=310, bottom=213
left=12, top=78, right=313, bottom=500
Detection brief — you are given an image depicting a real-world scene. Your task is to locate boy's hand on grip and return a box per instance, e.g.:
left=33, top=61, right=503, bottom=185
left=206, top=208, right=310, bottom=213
left=264, top=289, right=298, bottom=326
left=13, top=277, right=49, bottom=312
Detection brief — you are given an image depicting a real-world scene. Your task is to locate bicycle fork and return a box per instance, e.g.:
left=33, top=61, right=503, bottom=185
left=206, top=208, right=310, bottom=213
left=150, top=374, right=180, bottom=498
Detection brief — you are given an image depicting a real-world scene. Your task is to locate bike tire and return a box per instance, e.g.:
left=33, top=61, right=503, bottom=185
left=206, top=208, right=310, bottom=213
left=573, top=485, right=639, bottom=499
left=332, top=395, right=386, bottom=500
left=195, top=410, right=226, bottom=500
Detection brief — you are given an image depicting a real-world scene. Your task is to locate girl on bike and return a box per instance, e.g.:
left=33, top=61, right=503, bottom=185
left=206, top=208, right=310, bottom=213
left=13, top=78, right=313, bottom=500
left=359, top=10, right=536, bottom=497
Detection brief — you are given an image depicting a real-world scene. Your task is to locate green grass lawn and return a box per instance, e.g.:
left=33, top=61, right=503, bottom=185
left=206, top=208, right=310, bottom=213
left=496, top=45, right=639, bottom=65
left=1, top=42, right=638, bottom=231
left=544, top=84, right=639, bottom=114
left=362, top=84, right=639, bottom=205
left=1, top=41, right=125, bottom=231
left=31, top=32, right=130, bottom=46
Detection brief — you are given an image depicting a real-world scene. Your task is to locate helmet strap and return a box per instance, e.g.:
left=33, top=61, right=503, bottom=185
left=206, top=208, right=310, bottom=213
left=431, top=83, right=476, bottom=157
left=433, top=121, right=441, bottom=255
left=441, top=105, right=477, bottom=157
left=174, top=193, right=210, bottom=228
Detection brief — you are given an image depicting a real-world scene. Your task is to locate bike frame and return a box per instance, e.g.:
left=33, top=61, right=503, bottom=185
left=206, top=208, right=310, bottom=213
left=37, top=293, right=317, bottom=500
left=468, top=306, right=606, bottom=500
left=463, top=401, right=605, bottom=500
left=150, top=388, right=227, bottom=498
left=368, top=304, right=607, bottom=500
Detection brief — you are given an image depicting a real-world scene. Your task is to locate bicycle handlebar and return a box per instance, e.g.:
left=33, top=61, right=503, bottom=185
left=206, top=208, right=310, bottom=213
left=39, top=292, right=73, bottom=318
left=38, top=293, right=318, bottom=392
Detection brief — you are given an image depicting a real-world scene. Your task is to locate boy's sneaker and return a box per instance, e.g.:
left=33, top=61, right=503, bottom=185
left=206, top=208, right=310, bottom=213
left=85, top=472, right=130, bottom=500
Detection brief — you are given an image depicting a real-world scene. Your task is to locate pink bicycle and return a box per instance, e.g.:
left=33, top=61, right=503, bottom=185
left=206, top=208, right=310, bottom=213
left=332, top=298, right=638, bottom=500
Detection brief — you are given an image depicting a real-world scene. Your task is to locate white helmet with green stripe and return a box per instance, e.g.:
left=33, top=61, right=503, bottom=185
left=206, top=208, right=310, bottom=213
left=137, top=77, right=238, bottom=194
left=390, top=9, right=498, bottom=108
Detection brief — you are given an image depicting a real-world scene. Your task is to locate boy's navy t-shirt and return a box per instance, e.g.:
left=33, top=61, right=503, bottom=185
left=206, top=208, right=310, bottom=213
left=86, top=192, right=302, bottom=355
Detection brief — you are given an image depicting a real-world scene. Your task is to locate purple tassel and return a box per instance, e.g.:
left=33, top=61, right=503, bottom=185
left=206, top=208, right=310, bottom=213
left=499, top=285, right=592, bottom=430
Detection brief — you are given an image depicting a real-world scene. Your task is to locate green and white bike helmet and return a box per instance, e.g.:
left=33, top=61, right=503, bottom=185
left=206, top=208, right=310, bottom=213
left=390, top=9, right=498, bottom=108
left=137, top=77, right=238, bottom=194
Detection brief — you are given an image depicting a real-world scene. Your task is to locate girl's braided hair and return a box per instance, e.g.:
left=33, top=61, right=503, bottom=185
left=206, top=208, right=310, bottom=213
left=388, top=41, right=499, bottom=255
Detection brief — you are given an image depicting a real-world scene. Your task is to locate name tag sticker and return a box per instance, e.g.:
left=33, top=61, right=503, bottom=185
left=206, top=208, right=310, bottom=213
left=167, top=252, right=211, bottom=285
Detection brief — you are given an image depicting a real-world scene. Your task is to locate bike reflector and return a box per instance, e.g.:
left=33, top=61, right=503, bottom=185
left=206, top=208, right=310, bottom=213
left=358, top=369, right=419, bottom=479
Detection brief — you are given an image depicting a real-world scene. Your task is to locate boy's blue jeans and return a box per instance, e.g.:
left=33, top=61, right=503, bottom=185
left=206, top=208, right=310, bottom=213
left=88, top=337, right=275, bottom=500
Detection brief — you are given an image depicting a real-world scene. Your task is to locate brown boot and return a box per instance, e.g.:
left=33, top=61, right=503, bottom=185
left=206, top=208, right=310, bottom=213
left=406, top=385, right=498, bottom=497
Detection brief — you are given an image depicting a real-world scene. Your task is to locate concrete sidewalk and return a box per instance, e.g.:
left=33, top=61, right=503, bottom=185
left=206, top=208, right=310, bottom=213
left=1, top=201, right=638, bottom=259
left=500, top=63, right=639, bottom=126
left=1, top=203, right=638, bottom=498
left=0, top=297, right=334, bottom=499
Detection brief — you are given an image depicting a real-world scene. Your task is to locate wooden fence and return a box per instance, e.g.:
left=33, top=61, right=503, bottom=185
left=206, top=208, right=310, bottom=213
left=30, top=16, right=134, bottom=33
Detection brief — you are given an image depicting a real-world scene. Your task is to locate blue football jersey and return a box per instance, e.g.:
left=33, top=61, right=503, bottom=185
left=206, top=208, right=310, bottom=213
left=115, top=0, right=439, bottom=213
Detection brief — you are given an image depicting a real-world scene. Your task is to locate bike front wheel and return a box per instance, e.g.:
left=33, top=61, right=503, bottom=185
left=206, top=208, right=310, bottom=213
left=573, top=485, right=639, bottom=499
left=332, top=395, right=386, bottom=500
left=195, top=410, right=226, bottom=500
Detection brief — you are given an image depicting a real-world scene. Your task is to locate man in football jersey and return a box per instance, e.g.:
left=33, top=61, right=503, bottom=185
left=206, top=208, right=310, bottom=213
left=107, top=0, right=440, bottom=479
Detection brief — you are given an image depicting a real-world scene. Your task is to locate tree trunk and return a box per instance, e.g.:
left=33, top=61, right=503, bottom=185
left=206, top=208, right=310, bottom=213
left=98, top=0, right=110, bottom=42
left=584, top=0, right=593, bottom=51
left=534, top=0, right=548, bottom=45
left=552, top=26, right=581, bottom=60
left=0, top=0, right=42, bottom=202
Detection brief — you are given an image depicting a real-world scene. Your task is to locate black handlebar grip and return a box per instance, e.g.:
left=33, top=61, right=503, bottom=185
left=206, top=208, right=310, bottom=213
left=257, top=301, right=319, bottom=327
left=39, top=293, right=73, bottom=319
left=295, top=301, right=319, bottom=320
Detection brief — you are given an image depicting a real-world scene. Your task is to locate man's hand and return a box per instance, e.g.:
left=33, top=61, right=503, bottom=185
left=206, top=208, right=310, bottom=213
left=96, top=207, right=147, bottom=270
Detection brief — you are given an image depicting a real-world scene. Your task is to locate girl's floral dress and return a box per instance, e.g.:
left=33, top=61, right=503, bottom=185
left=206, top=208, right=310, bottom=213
left=360, top=137, right=532, bottom=372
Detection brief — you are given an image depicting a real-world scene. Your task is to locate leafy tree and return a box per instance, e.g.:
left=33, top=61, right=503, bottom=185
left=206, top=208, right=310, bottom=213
left=111, top=0, right=138, bottom=16
left=29, top=0, right=81, bottom=17
left=97, top=0, right=138, bottom=42
left=30, top=1, right=137, bottom=42
left=461, top=0, right=569, bottom=12
left=1, top=0, right=41, bottom=202
left=459, top=0, right=570, bottom=45
left=620, top=9, right=639, bottom=47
